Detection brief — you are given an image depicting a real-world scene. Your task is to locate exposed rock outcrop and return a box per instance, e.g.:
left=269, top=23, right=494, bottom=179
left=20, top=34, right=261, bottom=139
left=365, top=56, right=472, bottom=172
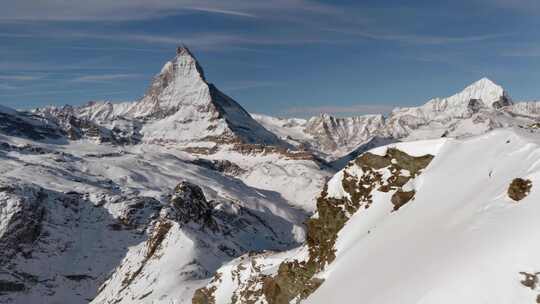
left=508, top=178, right=532, bottom=202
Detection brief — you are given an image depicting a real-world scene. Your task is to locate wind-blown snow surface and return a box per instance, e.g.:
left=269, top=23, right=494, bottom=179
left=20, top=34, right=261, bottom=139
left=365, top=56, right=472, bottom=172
left=306, top=128, right=540, bottom=304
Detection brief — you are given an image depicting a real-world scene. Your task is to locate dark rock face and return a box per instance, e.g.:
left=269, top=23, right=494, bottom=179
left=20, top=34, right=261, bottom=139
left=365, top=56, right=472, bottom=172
left=167, top=181, right=216, bottom=229
left=467, top=99, right=483, bottom=114
left=115, top=196, right=162, bottom=230
left=391, top=190, right=416, bottom=211
left=508, top=178, right=532, bottom=201
left=0, top=112, right=63, bottom=141
left=0, top=280, right=26, bottom=293
left=190, top=159, right=246, bottom=176
left=492, top=95, right=512, bottom=109
left=0, top=184, right=46, bottom=262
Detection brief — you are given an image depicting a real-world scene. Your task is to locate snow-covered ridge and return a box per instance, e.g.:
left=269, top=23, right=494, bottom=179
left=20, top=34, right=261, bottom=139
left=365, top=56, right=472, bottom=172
left=194, top=127, right=540, bottom=304
left=392, top=77, right=511, bottom=118
left=307, top=128, right=540, bottom=304
left=253, top=78, right=540, bottom=161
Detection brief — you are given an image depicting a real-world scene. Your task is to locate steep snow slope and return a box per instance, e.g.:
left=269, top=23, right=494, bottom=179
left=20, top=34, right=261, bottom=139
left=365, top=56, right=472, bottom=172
left=194, top=127, right=540, bottom=304
left=307, top=128, right=540, bottom=304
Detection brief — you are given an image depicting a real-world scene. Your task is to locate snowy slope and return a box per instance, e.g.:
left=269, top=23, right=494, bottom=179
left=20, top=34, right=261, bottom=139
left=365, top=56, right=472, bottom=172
left=251, top=114, right=312, bottom=145
left=308, top=128, right=540, bottom=304
left=195, top=127, right=540, bottom=304
left=0, top=117, right=329, bottom=303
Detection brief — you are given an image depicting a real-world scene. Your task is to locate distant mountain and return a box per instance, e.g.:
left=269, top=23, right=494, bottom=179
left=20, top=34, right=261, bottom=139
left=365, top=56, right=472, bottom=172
left=33, top=46, right=283, bottom=150
left=254, top=78, right=540, bottom=161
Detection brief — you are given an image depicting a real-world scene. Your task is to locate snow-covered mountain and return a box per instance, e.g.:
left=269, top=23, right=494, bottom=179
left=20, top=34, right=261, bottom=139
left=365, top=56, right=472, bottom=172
left=4, top=45, right=540, bottom=304
left=253, top=78, right=540, bottom=161
left=34, top=46, right=283, bottom=150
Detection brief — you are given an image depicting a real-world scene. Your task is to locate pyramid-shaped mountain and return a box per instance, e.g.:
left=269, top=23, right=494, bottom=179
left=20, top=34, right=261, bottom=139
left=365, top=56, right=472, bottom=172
left=61, top=46, right=283, bottom=148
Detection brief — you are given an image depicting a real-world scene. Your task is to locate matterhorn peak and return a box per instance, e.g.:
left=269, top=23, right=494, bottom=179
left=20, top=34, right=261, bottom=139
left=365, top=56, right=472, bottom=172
left=176, top=45, right=193, bottom=56
left=94, top=46, right=282, bottom=147
left=160, top=44, right=206, bottom=81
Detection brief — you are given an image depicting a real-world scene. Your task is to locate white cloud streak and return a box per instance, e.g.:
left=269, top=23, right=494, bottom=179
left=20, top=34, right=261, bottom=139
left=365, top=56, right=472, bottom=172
left=0, top=0, right=336, bottom=21
left=0, top=75, right=44, bottom=81
left=72, top=74, right=141, bottom=82
left=325, top=28, right=508, bottom=45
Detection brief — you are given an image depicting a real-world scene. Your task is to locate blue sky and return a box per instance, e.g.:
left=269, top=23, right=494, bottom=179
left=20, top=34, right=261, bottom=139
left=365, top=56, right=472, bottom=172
left=1, top=0, right=540, bottom=117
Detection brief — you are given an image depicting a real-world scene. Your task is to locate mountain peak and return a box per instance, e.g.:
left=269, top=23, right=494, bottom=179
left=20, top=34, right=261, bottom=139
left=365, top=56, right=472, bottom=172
left=166, top=45, right=206, bottom=81
left=89, top=46, right=282, bottom=147
left=176, top=45, right=191, bottom=55
left=459, top=77, right=511, bottom=108
left=474, top=77, right=497, bottom=86
left=465, top=77, right=502, bottom=93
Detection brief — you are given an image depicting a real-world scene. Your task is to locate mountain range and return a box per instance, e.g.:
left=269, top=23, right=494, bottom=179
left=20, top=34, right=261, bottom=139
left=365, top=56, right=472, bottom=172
left=1, top=46, right=540, bottom=304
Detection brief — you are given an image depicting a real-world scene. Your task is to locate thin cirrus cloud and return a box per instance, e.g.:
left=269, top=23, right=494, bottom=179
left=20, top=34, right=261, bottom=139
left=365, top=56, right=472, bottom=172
left=285, top=104, right=397, bottom=116
left=72, top=74, right=141, bottom=83
left=501, top=46, right=540, bottom=57
left=0, top=0, right=336, bottom=21
left=0, top=75, right=44, bottom=81
left=324, top=28, right=508, bottom=45
left=1, top=29, right=344, bottom=51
